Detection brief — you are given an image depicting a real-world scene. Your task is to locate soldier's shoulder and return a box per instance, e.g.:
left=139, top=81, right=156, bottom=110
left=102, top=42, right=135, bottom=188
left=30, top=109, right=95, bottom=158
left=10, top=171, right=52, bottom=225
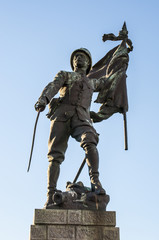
left=54, top=70, right=69, bottom=80
left=57, top=70, right=75, bottom=76
left=56, top=70, right=67, bottom=75
left=55, top=70, right=81, bottom=80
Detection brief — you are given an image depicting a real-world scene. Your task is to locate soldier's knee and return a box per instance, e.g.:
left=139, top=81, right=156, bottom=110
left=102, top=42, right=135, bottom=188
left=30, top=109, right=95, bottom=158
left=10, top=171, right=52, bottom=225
left=47, top=153, right=65, bottom=164
left=80, top=131, right=99, bottom=151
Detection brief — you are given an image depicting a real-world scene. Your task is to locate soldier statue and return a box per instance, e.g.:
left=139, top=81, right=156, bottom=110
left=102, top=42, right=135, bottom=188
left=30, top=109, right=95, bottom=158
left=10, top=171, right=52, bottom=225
left=35, top=48, right=108, bottom=208
left=34, top=23, right=133, bottom=209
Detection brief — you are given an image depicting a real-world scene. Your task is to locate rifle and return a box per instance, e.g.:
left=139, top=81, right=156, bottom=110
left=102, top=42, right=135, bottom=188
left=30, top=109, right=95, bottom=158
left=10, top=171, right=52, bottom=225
left=73, top=157, right=86, bottom=183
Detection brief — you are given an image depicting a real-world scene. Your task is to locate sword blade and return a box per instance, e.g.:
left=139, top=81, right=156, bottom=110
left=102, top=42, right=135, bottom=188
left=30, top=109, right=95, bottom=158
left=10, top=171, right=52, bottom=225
left=27, top=111, right=40, bottom=172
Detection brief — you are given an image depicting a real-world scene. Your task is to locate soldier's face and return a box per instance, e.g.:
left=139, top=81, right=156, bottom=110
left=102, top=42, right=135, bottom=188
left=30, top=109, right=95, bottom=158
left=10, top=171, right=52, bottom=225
left=73, top=52, right=90, bottom=70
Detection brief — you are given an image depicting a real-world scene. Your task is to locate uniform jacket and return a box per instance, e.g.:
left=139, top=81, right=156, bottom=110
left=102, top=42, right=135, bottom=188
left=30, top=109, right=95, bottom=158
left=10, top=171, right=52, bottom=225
left=39, top=71, right=106, bottom=122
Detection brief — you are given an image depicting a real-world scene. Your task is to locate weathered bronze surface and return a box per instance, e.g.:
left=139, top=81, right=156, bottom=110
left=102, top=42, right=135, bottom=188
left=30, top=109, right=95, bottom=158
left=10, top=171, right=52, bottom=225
left=46, top=181, right=110, bottom=210
left=34, top=23, right=133, bottom=209
left=27, top=111, right=40, bottom=172
left=88, top=22, right=133, bottom=150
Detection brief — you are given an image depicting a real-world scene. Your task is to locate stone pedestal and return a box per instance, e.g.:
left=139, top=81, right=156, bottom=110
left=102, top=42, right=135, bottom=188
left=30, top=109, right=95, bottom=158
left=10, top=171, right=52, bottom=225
left=29, top=209, right=120, bottom=240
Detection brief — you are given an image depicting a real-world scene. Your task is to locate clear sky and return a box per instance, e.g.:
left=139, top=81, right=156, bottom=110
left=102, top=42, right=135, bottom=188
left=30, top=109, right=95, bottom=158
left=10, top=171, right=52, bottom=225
left=0, top=0, right=159, bottom=239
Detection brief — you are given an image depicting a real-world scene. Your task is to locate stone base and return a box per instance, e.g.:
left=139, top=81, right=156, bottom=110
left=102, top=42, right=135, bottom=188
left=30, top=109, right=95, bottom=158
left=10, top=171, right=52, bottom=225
left=29, top=209, right=120, bottom=240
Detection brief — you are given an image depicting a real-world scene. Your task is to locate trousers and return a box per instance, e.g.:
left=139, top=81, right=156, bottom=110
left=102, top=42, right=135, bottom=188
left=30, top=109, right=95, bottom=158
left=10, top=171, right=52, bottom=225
left=47, top=111, right=99, bottom=163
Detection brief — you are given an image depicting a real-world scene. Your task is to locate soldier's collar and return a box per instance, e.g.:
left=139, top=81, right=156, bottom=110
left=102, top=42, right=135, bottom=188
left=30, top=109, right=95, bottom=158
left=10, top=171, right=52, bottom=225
left=74, top=70, right=86, bottom=77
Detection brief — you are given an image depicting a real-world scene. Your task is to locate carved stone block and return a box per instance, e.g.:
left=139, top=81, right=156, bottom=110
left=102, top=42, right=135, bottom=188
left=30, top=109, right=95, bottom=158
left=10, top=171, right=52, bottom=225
left=68, top=210, right=82, bottom=224
left=30, top=209, right=120, bottom=240
left=48, top=225, right=75, bottom=239
left=82, top=210, right=116, bottom=226
left=30, top=225, right=47, bottom=240
left=102, top=227, right=120, bottom=240
left=76, top=226, right=102, bottom=240
left=34, top=209, right=67, bottom=225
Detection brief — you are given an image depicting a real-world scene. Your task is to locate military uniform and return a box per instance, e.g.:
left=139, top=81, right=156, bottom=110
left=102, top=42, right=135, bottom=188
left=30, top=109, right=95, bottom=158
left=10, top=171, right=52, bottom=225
left=38, top=71, right=105, bottom=162
left=36, top=49, right=106, bottom=207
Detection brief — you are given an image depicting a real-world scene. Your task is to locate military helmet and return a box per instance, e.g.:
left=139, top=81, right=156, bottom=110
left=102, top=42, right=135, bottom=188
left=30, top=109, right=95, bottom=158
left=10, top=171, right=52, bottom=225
left=70, top=48, right=92, bottom=75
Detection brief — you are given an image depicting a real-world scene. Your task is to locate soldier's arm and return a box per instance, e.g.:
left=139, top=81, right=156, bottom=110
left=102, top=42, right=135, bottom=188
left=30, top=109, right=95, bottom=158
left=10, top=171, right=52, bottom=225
left=92, top=77, right=108, bottom=92
left=35, top=71, right=68, bottom=112
left=92, top=75, right=114, bottom=92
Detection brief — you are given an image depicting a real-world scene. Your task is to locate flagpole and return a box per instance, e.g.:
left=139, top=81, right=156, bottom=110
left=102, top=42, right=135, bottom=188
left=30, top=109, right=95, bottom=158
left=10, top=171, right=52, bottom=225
left=123, top=111, right=128, bottom=150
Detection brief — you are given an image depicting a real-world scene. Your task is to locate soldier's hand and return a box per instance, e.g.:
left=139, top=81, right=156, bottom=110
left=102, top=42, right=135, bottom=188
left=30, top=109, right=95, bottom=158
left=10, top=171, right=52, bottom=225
left=34, top=101, right=46, bottom=112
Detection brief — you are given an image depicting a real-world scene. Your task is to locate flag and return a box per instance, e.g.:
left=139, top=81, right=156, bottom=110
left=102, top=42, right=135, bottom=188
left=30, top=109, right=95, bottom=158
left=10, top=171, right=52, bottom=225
left=88, top=40, right=129, bottom=122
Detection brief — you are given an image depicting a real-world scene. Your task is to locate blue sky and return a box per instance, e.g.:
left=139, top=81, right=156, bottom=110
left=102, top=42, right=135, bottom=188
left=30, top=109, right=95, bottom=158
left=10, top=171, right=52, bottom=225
left=0, top=0, right=159, bottom=239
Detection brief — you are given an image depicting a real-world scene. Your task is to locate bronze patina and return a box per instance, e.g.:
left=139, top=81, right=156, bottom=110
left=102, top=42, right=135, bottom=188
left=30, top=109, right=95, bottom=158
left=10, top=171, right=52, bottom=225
left=33, top=23, right=133, bottom=209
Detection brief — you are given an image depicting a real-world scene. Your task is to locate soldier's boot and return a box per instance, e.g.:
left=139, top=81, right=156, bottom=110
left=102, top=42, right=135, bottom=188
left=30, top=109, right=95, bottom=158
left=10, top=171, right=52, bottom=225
left=44, top=161, right=60, bottom=208
left=85, top=145, right=106, bottom=195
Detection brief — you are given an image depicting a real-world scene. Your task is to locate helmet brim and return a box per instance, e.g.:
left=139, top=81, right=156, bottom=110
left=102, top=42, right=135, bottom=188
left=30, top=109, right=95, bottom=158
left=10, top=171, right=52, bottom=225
left=70, top=49, right=92, bottom=75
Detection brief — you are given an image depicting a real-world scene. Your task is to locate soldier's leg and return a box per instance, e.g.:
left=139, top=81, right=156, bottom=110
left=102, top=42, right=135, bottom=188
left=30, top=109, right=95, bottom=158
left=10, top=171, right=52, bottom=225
left=80, top=131, right=106, bottom=195
left=71, top=125, right=105, bottom=195
left=45, top=119, right=70, bottom=207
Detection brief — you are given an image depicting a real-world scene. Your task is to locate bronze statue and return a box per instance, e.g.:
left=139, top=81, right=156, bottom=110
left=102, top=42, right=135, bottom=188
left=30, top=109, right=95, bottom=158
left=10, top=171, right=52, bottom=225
left=35, top=48, right=108, bottom=208
left=32, top=23, right=133, bottom=209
